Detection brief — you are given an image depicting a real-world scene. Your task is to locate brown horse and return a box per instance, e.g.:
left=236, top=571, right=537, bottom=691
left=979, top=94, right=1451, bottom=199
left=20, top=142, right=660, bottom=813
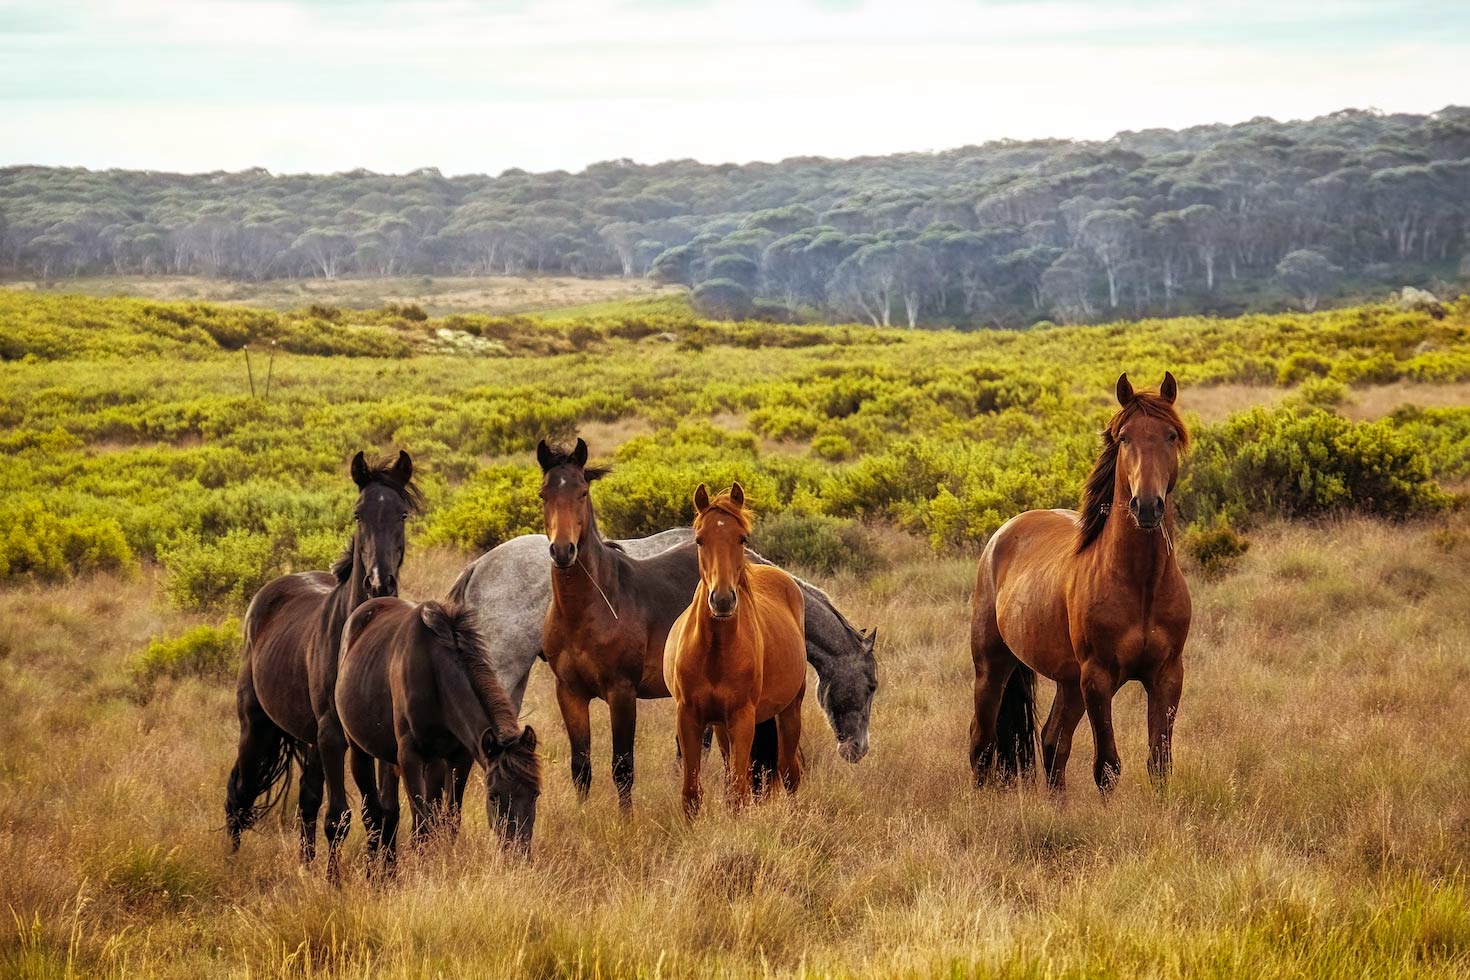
left=665, top=484, right=806, bottom=818
left=225, top=451, right=419, bottom=859
left=331, top=598, right=540, bottom=877
left=969, top=372, right=1191, bottom=793
left=537, top=438, right=702, bottom=811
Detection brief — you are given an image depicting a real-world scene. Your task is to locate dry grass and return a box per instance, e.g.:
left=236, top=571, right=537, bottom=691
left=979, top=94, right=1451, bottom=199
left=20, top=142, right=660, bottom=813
left=2, top=519, right=1469, bottom=978
left=1, top=275, right=680, bottom=316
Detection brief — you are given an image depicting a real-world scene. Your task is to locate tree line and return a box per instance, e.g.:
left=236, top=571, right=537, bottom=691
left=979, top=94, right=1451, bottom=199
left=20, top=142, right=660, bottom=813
left=3, top=106, right=1468, bottom=326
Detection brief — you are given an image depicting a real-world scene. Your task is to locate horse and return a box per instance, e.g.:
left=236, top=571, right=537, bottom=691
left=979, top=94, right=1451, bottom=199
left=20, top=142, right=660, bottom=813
left=536, top=438, right=708, bottom=811
left=330, top=598, right=540, bottom=877
left=665, top=484, right=806, bottom=818
left=445, top=528, right=877, bottom=762
left=225, top=450, right=420, bottom=859
left=968, top=372, right=1191, bottom=794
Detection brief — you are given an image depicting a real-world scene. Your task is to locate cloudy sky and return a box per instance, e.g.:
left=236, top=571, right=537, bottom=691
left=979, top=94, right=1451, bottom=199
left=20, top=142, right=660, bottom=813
left=4, top=0, right=1468, bottom=175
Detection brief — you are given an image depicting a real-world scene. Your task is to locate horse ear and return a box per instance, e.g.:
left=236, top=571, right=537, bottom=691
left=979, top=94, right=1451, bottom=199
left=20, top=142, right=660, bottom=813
left=481, top=727, right=503, bottom=758
left=535, top=439, right=554, bottom=473
left=730, top=481, right=745, bottom=507
left=1160, top=370, right=1178, bottom=404
left=350, top=451, right=370, bottom=488
left=864, top=627, right=878, bottom=650
left=1116, top=373, right=1134, bottom=407
left=390, top=450, right=413, bottom=486
left=519, top=725, right=537, bottom=751
left=693, top=483, right=710, bottom=514
left=572, top=438, right=588, bottom=468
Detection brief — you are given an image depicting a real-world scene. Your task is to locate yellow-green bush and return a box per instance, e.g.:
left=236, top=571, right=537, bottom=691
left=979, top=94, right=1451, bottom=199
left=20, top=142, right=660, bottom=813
left=0, top=499, right=135, bottom=581
left=131, top=618, right=242, bottom=685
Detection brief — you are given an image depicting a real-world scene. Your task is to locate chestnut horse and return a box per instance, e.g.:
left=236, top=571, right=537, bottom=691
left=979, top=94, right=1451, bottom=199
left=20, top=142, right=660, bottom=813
left=225, top=451, right=419, bottom=859
left=665, top=484, right=806, bottom=818
left=969, top=372, right=1191, bottom=793
left=331, top=598, right=540, bottom=878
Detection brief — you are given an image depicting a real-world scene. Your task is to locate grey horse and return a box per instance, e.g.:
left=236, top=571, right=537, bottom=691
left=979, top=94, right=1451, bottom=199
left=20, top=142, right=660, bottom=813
left=448, top=528, right=877, bottom=762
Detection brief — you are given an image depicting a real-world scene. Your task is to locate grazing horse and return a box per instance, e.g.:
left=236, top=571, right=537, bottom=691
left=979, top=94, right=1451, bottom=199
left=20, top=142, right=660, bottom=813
left=969, top=372, right=1191, bottom=793
left=445, top=528, right=877, bottom=761
left=665, top=484, right=806, bottom=818
left=537, top=438, right=701, bottom=811
left=225, top=451, right=419, bottom=858
left=332, top=598, right=540, bottom=877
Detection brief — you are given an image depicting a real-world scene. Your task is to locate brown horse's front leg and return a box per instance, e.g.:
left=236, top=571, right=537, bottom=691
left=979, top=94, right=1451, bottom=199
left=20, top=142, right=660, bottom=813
left=554, top=679, right=593, bottom=801
left=608, top=684, right=638, bottom=813
left=1145, top=656, right=1184, bottom=792
left=675, top=704, right=705, bottom=821
left=316, top=718, right=352, bottom=885
left=1080, top=661, right=1121, bottom=793
left=725, top=704, right=756, bottom=809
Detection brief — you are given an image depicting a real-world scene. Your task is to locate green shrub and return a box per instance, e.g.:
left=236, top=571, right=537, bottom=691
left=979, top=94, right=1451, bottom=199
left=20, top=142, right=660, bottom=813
left=751, top=511, right=881, bottom=575
left=1183, top=407, right=1450, bottom=525
left=0, top=499, right=135, bottom=581
left=1185, top=519, right=1251, bottom=578
left=1289, top=377, right=1348, bottom=409
left=1276, top=351, right=1334, bottom=385
left=422, top=464, right=543, bottom=551
left=811, top=433, right=855, bottom=461
left=131, top=618, right=242, bottom=685
left=159, top=517, right=343, bottom=611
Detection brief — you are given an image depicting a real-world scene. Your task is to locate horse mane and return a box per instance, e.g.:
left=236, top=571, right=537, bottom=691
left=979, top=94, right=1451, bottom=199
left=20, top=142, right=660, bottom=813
left=1076, top=390, right=1190, bottom=553
left=332, top=455, right=426, bottom=583
left=538, top=442, right=612, bottom=482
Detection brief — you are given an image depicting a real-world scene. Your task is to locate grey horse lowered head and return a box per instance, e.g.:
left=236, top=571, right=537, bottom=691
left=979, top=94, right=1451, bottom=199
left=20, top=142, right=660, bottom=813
left=448, top=528, right=878, bottom=762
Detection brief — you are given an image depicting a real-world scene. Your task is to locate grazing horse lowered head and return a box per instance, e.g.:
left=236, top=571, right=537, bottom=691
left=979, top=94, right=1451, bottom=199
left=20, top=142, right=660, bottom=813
left=225, top=450, right=420, bottom=858
left=968, top=372, right=1191, bottom=794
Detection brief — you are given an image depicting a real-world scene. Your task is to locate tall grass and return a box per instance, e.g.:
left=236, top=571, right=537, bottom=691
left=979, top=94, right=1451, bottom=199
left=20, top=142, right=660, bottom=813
left=1, top=519, right=1467, bottom=978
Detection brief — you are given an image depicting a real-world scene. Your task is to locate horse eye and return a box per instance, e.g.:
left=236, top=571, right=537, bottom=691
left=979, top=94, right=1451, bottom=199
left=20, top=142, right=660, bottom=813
left=1167, top=431, right=1178, bottom=442
left=401, top=512, right=408, bottom=521
left=694, top=538, right=703, bottom=547
left=740, top=535, right=748, bottom=545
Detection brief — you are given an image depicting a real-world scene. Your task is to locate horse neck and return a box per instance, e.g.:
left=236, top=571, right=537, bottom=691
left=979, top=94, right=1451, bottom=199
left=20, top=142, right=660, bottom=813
left=324, top=531, right=373, bottom=637
left=1093, top=478, right=1176, bottom=589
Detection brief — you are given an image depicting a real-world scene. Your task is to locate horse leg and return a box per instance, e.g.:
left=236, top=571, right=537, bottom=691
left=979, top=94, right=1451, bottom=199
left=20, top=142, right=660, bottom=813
left=349, top=745, right=383, bottom=872
left=725, top=705, right=756, bottom=810
left=1040, top=680, right=1086, bottom=792
left=775, top=683, right=805, bottom=796
left=1145, top=656, right=1184, bottom=792
left=398, top=737, right=435, bottom=846
left=377, top=761, right=401, bottom=876
left=554, top=679, right=593, bottom=801
left=297, top=744, right=325, bottom=864
left=751, top=719, right=779, bottom=799
left=445, top=750, right=472, bottom=840
left=676, top=704, right=705, bottom=821
left=608, top=684, right=638, bottom=814
left=968, top=655, right=1016, bottom=787
left=317, top=719, right=352, bottom=885
left=1080, top=660, right=1122, bottom=794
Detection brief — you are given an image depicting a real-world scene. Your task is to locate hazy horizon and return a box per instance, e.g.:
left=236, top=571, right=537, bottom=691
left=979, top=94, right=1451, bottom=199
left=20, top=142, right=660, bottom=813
left=5, top=0, right=1470, bottom=176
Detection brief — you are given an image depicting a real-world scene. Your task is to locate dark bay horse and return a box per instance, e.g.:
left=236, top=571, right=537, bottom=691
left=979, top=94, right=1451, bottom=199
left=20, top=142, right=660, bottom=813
left=225, top=451, right=420, bottom=859
left=331, top=598, right=540, bottom=877
left=537, top=438, right=701, bottom=811
left=969, top=372, right=1191, bottom=793
left=665, top=484, right=806, bottom=818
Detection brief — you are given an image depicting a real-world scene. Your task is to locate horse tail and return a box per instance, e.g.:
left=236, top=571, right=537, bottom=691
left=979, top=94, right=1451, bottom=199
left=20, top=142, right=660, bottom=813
left=995, top=663, right=1039, bottom=780
left=445, top=559, right=476, bottom=608
left=224, top=698, right=303, bottom=845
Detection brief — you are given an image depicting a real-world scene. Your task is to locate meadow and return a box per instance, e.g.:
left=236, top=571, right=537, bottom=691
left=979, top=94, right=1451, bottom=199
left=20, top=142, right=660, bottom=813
left=1, top=291, right=1469, bottom=977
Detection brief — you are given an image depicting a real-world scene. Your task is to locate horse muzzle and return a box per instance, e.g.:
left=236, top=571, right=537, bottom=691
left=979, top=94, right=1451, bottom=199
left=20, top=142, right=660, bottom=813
left=549, top=542, right=577, bottom=570
left=364, top=571, right=397, bottom=598
left=708, top=589, right=738, bottom=619
left=1129, top=495, right=1165, bottom=530
left=837, top=733, right=869, bottom=763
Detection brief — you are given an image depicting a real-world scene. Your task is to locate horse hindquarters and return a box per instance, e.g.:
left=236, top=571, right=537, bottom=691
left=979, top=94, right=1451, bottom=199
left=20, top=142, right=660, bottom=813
left=225, top=663, right=300, bottom=851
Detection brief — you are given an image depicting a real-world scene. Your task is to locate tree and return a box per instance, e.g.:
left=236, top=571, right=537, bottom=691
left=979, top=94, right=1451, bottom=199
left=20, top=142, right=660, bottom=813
left=1078, top=208, right=1139, bottom=308
left=1276, top=249, right=1341, bottom=311
left=691, top=278, right=753, bottom=319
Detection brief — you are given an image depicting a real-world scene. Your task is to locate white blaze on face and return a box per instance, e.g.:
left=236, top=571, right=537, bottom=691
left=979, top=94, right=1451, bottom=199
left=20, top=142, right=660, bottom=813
left=559, top=476, right=566, bottom=488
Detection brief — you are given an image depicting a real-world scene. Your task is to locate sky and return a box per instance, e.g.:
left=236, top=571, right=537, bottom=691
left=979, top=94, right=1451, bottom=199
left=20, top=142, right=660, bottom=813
left=3, top=0, right=1469, bottom=176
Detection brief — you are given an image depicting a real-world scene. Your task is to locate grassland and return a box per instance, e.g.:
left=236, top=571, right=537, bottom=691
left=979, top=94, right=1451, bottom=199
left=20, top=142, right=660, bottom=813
left=1, top=292, right=1469, bottom=977
left=1, top=274, right=680, bottom=316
